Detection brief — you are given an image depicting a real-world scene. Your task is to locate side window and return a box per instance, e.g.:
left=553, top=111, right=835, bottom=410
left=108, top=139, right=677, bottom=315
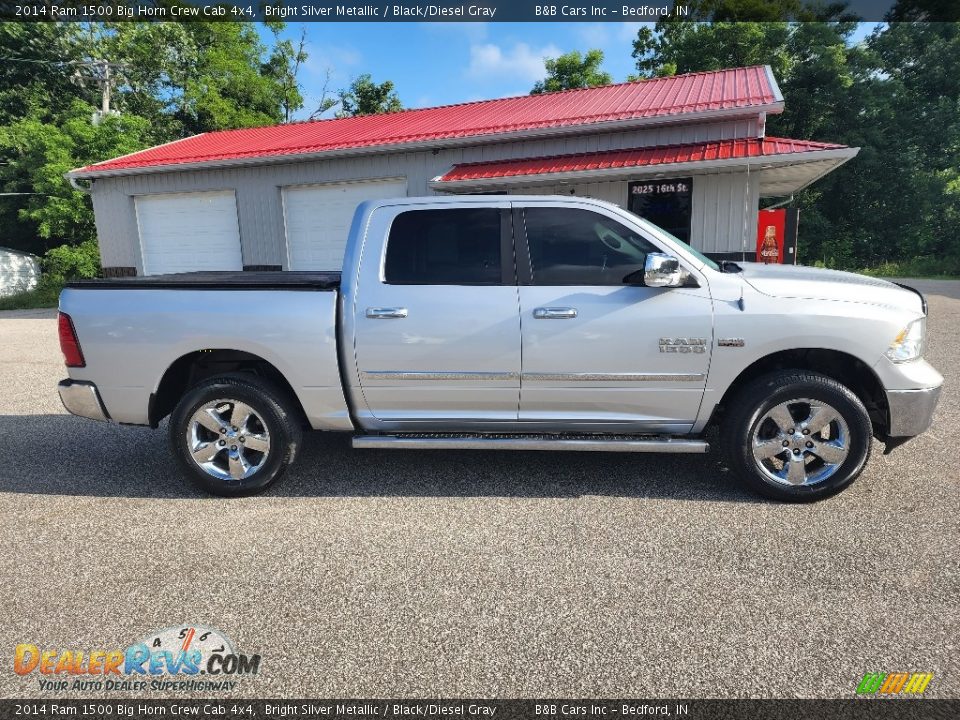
left=384, top=208, right=502, bottom=285
left=523, top=207, right=658, bottom=286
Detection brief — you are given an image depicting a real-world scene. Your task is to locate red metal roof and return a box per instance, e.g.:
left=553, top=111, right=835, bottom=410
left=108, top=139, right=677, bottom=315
left=435, top=137, right=849, bottom=183
left=74, top=66, right=781, bottom=176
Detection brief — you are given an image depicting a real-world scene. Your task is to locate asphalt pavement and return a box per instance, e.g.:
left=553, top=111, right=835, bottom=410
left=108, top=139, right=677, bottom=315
left=0, top=281, right=956, bottom=699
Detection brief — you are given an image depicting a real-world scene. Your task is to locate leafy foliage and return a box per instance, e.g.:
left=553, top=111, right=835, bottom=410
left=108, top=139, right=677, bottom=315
left=0, top=101, right=151, bottom=251
left=336, top=74, right=403, bottom=117
left=0, top=281, right=62, bottom=311
left=103, top=22, right=300, bottom=138
left=0, top=21, right=309, bottom=270
left=41, top=239, right=102, bottom=283
left=263, top=27, right=309, bottom=123
left=531, top=50, right=613, bottom=94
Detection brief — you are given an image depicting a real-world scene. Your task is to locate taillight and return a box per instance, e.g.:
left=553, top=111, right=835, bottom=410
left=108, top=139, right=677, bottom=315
left=58, top=312, right=85, bottom=368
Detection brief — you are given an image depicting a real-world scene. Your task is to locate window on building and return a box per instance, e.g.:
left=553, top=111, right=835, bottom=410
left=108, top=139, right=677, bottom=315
left=628, top=178, right=693, bottom=244
left=523, top=207, right=658, bottom=286
left=384, top=208, right=502, bottom=285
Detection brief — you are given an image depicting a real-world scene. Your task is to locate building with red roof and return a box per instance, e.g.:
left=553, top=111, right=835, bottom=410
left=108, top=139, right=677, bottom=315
left=69, top=65, right=857, bottom=276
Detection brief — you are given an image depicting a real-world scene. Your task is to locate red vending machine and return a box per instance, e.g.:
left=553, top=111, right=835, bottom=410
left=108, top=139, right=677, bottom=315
left=756, top=208, right=799, bottom=264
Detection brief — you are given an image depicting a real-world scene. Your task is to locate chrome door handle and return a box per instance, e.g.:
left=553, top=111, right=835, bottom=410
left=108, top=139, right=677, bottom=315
left=533, top=307, right=578, bottom=319
left=366, top=307, right=408, bottom=319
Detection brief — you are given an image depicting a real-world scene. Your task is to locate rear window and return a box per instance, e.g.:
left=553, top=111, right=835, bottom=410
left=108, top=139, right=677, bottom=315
left=384, top=208, right=502, bottom=285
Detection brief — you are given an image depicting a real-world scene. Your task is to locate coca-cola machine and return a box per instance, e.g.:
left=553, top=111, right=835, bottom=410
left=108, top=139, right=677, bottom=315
left=756, top=208, right=799, bottom=264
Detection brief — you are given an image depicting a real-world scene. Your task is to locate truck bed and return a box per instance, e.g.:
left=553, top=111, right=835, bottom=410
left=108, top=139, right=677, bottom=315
left=67, top=271, right=341, bottom=291
left=59, top=273, right=348, bottom=429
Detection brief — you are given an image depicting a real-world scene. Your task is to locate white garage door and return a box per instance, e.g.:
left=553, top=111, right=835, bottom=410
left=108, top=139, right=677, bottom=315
left=283, top=178, right=407, bottom=270
left=135, top=191, right=243, bottom=275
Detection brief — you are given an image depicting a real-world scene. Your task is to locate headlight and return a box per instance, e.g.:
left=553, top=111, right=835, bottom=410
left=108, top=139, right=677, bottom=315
left=885, top=319, right=925, bottom=363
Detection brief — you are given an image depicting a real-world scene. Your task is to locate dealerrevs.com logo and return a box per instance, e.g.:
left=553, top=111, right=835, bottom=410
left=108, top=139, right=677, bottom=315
left=856, top=672, right=934, bottom=696
left=13, top=625, right=260, bottom=693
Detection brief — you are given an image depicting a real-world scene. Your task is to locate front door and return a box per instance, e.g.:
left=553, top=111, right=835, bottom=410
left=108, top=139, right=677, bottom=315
left=352, top=202, right=521, bottom=425
left=515, top=203, right=712, bottom=432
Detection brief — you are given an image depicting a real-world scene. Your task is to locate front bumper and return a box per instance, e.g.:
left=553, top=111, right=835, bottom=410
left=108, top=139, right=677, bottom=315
left=58, top=379, right=110, bottom=422
left=886, top=384, right=942, bottom=438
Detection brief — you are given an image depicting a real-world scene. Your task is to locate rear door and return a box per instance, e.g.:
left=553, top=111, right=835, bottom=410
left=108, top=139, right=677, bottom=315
left=351, top=202, right=521, bottom=426
left=515, top=202, right=712, bottom=432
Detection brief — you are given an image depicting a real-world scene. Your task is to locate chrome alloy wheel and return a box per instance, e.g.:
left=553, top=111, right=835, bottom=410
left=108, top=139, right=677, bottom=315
left=186, top=399, right=271, bottom=482
left=750, top=398, right=850, bottom=487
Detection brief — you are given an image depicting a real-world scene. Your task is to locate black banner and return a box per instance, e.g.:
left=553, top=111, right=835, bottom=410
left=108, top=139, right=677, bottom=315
left=1, top=700, right=959, bottom=720
left=0, top=0, right=951, bottom=23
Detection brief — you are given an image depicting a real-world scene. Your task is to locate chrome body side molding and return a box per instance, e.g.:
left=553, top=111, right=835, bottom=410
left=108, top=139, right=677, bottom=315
left=522, top=372, right=705, bottom=383
left=361, top=370, right=520, bottom=381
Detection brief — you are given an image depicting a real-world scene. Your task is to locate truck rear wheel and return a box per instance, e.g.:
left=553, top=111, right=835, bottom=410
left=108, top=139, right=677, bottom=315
left=169, top=375, right=302, bottom=497
left=720, top=370, right=872, bottom=502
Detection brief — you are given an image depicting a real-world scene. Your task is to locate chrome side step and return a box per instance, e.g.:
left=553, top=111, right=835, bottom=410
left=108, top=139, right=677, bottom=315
left=352, top=433, right=709, bottom=454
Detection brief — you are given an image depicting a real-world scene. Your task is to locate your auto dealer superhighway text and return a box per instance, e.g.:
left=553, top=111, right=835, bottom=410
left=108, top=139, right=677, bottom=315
left=264, top=5, right=499, bottom=18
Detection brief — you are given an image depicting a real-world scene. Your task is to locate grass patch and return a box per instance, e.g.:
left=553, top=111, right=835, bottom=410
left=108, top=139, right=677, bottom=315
left=859, top=256, right=960, bottom=280
left=0, top=282, right=62, bottom=311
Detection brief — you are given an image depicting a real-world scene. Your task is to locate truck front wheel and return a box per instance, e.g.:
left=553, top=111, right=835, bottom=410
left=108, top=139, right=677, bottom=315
left=720, top=370, right=872, bottom=502
left=169, top=375, right=302, bottom=497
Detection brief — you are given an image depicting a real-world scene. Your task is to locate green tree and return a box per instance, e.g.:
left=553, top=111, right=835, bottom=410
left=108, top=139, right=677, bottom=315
left=633, top=21, right=791, bottom=80
left=262, top=27, right=308, bottom=123
left=864, top=21, right=960, bottom=260
left=0, top=21, right=304, bottom=260
left=0, top=100, right=150, bottom=251
left=107, top=22, right=299, bottom=137
left=531, top=49, right=613, bottom=94
left=336, top=74, right=402, bottom=117
left=0, top=23, right=88, bottom=124
left=627, top=8, right=912, bottom=269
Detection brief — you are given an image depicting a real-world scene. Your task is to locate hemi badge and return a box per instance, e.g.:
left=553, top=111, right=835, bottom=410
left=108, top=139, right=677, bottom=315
left=718, top=338, right=746, bottom=347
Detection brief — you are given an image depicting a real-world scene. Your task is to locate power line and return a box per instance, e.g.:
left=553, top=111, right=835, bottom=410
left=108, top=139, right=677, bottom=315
left=0, top=57, right=96, bottom=65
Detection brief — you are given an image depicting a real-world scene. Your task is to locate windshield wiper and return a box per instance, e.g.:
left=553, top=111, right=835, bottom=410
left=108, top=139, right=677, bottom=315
left=719, top=261, right=743, bottom=273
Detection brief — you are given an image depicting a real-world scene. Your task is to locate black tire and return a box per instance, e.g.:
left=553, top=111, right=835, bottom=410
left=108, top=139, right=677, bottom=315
left=720, top=370, right=872, bottom=502
left=169, top=374, right=302, bottom=497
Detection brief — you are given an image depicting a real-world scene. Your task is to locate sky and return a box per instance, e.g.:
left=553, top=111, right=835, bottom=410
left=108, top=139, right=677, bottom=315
left=260, top=22, right=883, bottom=121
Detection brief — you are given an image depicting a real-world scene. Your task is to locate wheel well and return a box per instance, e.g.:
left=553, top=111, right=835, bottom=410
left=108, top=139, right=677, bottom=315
left=712, top=349, right=889, bottom=438
left=149, top=350, right=308, bottom=428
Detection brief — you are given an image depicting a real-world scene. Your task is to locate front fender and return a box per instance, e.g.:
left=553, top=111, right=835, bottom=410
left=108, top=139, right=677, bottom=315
left=693, top=283, right=921, bottom=431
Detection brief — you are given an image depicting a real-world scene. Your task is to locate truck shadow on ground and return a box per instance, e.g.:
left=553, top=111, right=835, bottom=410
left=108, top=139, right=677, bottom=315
left=0, top=414, right=764, bottom=503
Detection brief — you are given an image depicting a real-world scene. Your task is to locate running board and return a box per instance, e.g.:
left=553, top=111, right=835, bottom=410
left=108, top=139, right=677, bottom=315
left=352, top=433, right=709, bottom=454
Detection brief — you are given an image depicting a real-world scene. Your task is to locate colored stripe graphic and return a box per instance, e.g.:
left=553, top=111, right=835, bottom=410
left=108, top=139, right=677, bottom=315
left=856, top=672, right=933, bottom=695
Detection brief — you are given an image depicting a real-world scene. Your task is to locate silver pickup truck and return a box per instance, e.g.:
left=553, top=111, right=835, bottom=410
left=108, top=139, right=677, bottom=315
left=57, top=195, right=943, bottom=501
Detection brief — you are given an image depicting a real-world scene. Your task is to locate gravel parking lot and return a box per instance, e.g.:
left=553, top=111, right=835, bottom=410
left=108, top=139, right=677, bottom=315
left=0, top=281, right=957, bottom=699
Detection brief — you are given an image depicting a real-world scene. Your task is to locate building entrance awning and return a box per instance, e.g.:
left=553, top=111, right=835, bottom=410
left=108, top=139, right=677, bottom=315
left=430, top=137, right=859, bottom=198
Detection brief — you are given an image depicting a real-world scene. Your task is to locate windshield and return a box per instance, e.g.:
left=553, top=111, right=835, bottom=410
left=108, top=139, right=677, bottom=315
left=625, top=210, right=720, bottom=272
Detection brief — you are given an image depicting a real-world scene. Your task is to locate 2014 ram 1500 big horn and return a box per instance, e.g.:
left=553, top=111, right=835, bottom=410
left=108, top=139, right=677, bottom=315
left=57, top=196, right=943, bottom=501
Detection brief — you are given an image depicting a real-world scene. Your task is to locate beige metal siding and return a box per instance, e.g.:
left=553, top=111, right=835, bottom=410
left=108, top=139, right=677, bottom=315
left=505, top=180, right=626, bottom=208
left=690, top=171, right=760, bottom=255
left=89, top=118, right=763, bottom=269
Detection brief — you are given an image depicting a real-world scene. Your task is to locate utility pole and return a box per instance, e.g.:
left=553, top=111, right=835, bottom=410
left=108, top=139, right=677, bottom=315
left=100, top=60, right=111, bottom=116
left=70, top=59, right=126, bottom=124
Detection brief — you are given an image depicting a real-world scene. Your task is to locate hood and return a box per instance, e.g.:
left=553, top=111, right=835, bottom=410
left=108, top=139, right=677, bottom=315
left=737, top=263, right=924, bottom=313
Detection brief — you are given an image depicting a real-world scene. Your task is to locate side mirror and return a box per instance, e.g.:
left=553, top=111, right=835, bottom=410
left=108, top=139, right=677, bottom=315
left=630, top=253, right=683, bottom=288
